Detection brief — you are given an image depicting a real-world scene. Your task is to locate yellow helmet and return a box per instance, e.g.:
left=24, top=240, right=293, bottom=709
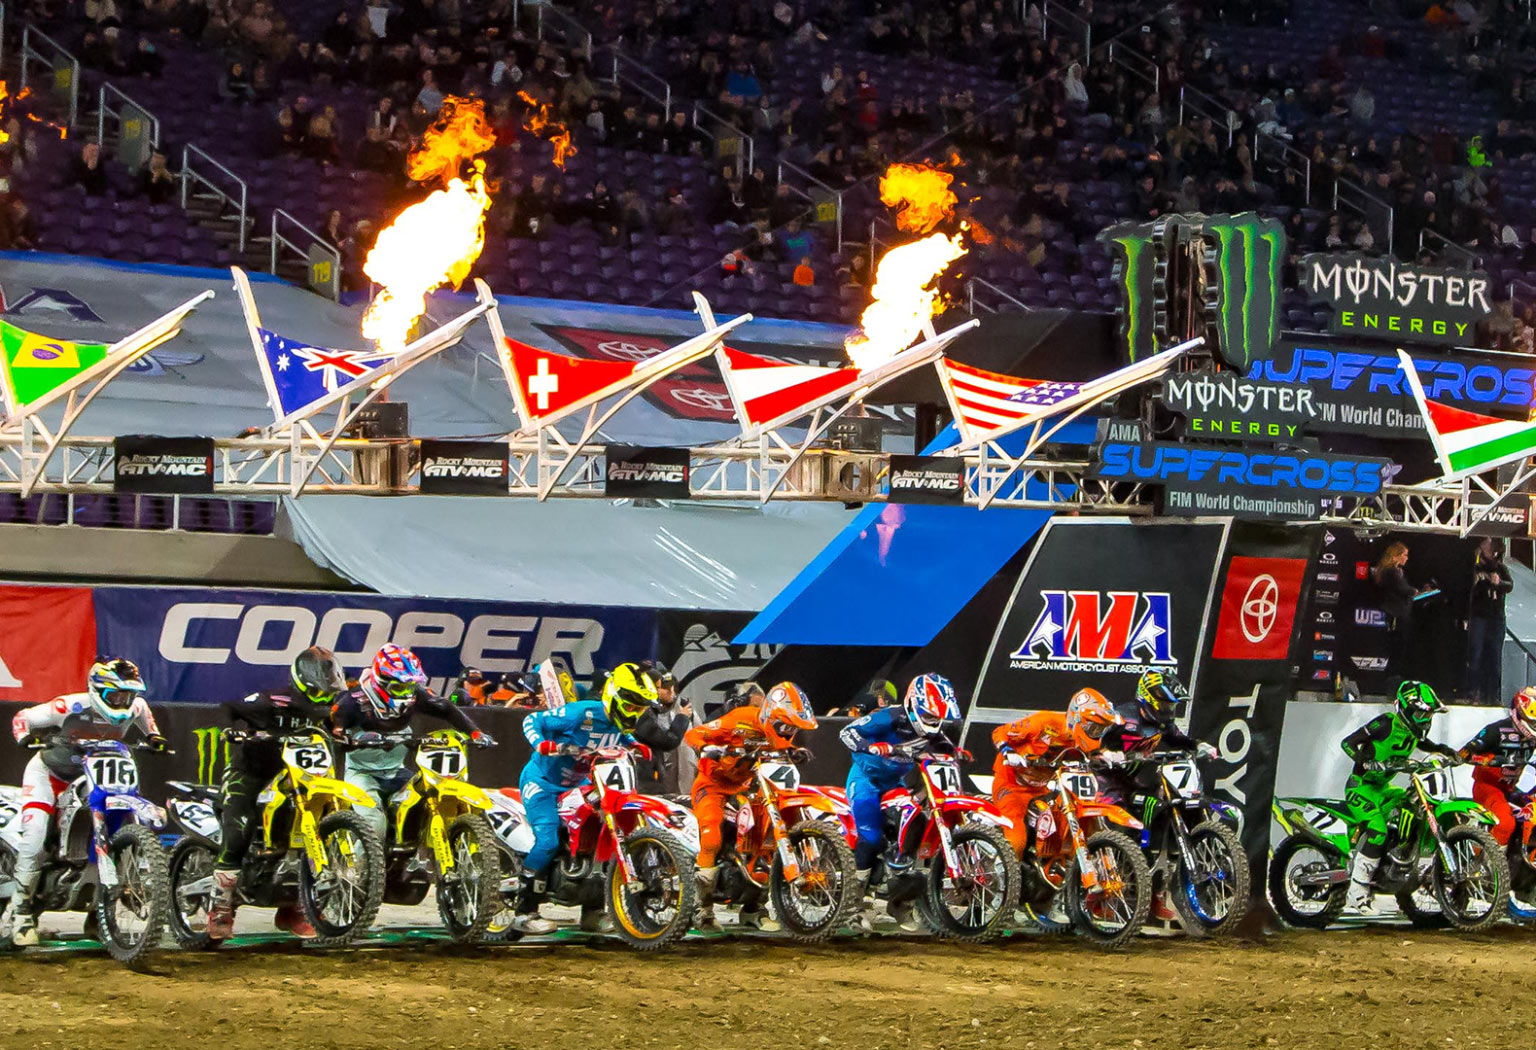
left=602, top=662, right=658, bottom=731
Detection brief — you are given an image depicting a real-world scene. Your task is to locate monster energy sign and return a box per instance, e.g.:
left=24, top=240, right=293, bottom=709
left=1297, top=253, right=1491, bottom=347
left=1099, top=212, right=1285, bottom=372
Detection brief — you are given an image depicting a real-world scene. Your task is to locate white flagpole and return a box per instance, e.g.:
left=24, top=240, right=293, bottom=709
left=232, top=266, right=287, bottom=425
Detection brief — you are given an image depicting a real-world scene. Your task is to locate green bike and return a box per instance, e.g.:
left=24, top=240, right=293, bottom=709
left=1268, top=758, right=1508, bottom=931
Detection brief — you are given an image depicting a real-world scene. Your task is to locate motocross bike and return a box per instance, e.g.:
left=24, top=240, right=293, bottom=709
left=164, top=728, right=385, bottom=948
left=1122, top=748, right=1249, bottom=937
left=0, top=736, right=171, bottom=968
left=486, top=744, right=698, bottom=950
left=359, top=729, right=502, bottom=944
left=1016, top=752, right=1152, bottom=949
left=1270, top=758, right=1507, bottom=931
left=872, top=745, right=1019, bottom=941
left=701, top=746, right=857, bottom=941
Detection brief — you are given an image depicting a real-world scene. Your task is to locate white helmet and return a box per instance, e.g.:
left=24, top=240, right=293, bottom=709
left=87, top=658, right=146, bottom=725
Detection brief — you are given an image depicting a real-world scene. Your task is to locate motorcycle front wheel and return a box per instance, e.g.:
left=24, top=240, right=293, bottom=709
left=771, top=820, right=856, bottom=942
left=96, top=823, right=171, bottom=970
left=1065, top=829, right=1151, bottom=949
left=167, top=838, right=220, bottom=949
left=607, top=827, right=696, bottom=951
left=924, top=823, right=1020, bottom=942
left=299, top=810, right=385, bottom=947
left=1433, top=824, right=1509, bottom=931
left=1170, top=820, right=1250, bottom=937
left=437, top=814, right=502, bottom=944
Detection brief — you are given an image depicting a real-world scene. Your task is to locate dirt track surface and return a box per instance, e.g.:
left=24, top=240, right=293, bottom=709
left=5, top=925, right=1535, bottom=1050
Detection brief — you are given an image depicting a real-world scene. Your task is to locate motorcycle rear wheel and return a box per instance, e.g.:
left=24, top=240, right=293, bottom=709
left=299, top=809, right=385, bottom=947
left=608, top=827, right=696, bottom=951
left=1065, top=829, right=1151, bottom=949
left=1267, top=835, right=1347, bottom=929
left=437, top=814, right=502, bottom=944
left=96, top=823, right=171, bottom=970
left=771, top=821, right=856, bottom=942
left=167, top=839, right=219, bottom=949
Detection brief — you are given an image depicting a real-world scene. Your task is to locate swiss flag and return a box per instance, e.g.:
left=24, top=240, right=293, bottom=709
left=1211, top=556, right=1306, bottom=661
left=722, top=347, right=860, bottom=430
left=0, top=586, right=96, bottom=701
left=502, top=338, right=645, bottom=423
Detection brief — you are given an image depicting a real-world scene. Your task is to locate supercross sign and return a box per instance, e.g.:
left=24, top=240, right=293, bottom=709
left=1009, top=591, right=1175, bottom=673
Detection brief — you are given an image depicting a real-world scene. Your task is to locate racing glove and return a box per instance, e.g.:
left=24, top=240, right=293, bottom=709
left=1197, top=742, right=1220, bottom=761
left=955, top=747, right=973, bottom=763
left=1004, top=751, right=1028, bottom=768
left=146, top=733, right=169, bottom=752
left=631, top=742, right=653, bottom=761
left=536, top=740, right=564, bottom=756
left=471, top=731, right=496, bottom=748
left=1096, top=750, right=1127, bottom=767
left=868, top=742, right=894, bottom=757
left=700, top=745, right=727, bottom=759
left=1361, top=760, right=1390, bottom=773
left=790, top=747, right=813, bottom=764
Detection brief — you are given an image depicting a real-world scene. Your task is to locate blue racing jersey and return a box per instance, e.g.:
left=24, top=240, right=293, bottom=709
left=840, top=706, right=925, bottom=781
left=521, top=700, right=628, bottom=787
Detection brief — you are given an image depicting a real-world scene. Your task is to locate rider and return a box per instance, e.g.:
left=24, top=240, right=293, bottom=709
left=684, top=681, right=815, bottom=932
left=330, top=642, right=493, bottom=841
left=3, top=658, right=165, bottom=946
left=991, top=687, right=1125, bottom=857
left=840, top=673, right=961, bottom=929
left=207, top=646, right=347, bottom=941
left=1339, top=680, right=1456, bottom=912
left=1457, top=686, right=1536, bottom=847
left=500, top=662, right=654, bottom=935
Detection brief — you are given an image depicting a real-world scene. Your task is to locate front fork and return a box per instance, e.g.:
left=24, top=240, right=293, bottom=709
left=762, top=797, right=802, bottom=882
left=92, top=810, right=119, bottom=890
left=426, top=804, right=454, bottom=875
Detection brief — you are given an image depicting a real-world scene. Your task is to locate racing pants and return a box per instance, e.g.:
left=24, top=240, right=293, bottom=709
left=217, top=755, right=282, bottom=871
left=846, top=768, right=904, bottom=869
left=993, top=783, right=1048, bottom=857
left=690, top=776, right=748, bottom=868
left=518, top=768, right=566, bottom=878
left=343, top=766, right=414, bottom=842
left=1473, top=777, right=1519, bottom=846
left=13, top=756, right=69, bottom=909
left=1343, top=774, right=1396, bottom=861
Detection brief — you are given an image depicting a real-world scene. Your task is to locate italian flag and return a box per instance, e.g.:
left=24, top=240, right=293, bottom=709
left=1398, top=349, right=1536, bottom=479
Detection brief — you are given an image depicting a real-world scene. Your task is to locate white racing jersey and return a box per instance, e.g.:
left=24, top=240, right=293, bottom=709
left=10, top=694, right=160, bottom=778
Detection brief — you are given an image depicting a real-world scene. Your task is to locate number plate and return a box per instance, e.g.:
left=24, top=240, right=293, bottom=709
left=595, top=760, right=636, bottom=794
left=418, top=744, right=466, bottom=779
left=1161, top=760, right=1201, bottom=799
left=1420, top=770, right=1452, bottom=800
left=1303, top=805, right=1348, bottom=835
left=85, top=754, right=138, bottom=792
left=760, top=762, right=801, bottom=791
left=283, top=740, right=333, bottom=775
left=925, top=759, right=963, bottom=796
left=1064, top=772, right=1099, bottom=800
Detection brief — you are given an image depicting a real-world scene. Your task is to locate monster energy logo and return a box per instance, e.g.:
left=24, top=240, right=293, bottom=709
left=192, top=727, right=230, bottom=784
left=1099, top=212, right=1284, bottom=371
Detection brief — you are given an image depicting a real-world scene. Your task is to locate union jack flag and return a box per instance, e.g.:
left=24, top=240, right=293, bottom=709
left=258, top=328, right=389, bottom=419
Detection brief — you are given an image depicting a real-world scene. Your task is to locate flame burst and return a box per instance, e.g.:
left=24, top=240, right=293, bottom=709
left=0, top=82, right=67, bottom=143
left=361, top=97, right=495, bottom=355
left=879, top=163, right=957, bottom=235
left=845, top=232, right=967, bottom=370
left=517, top=90, right=576, bottom=169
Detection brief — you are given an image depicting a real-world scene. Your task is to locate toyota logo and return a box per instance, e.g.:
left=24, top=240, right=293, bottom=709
left=1241, top=574, right=1279, bottom=643
left=597, top=339, right=663, bottom=362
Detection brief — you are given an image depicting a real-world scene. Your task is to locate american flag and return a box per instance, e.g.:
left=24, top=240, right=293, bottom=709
left=937, top=344, right=1193, bottom=450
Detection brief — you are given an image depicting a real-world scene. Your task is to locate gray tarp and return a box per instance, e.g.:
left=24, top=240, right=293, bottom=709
left=277, top=495, right=855, bottom=609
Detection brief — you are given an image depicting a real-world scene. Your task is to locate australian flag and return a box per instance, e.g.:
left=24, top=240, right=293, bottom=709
left=258, top=328, right=390, bottom=419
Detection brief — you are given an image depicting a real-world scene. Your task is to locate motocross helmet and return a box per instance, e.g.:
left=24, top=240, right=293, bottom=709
left=760, top=682, right=817, bottom=748
left=1135, top=669, right=1188, bottom=728
left=1514, top=687, right=1536, bottom=742
left=1395, top=680, right=1443, bottom=738
left=87, top=658, right=145, bottom=725
left=602, top=662, right=658, bottom=731
left=360, top=643, right=428, bottom=719
left=291, top=646, right=346, bottom=707
left=1066, top=687, right=1125, bottom=748
left=904, top=674, right=960, bottom=737
left=537, top=658, right=580, bottom=717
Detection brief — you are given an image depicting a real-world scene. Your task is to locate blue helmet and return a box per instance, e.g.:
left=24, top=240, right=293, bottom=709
left=904, top=673, right=959, bottom=736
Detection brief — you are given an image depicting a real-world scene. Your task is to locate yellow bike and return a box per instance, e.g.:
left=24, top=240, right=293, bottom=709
left=368, top=728, right=502, bottom=943
left=165, top=729, right=385, bottom=948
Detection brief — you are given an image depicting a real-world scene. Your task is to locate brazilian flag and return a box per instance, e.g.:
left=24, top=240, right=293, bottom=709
left=0, top=318, right=110, bottom=411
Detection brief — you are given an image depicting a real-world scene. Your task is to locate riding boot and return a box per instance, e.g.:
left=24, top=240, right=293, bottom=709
left=736, top=883, right=780, bottom=932
left=207, top=868, right=239, bottom=942
left=695, top=866, right=722, bottom=933
left=505, top=876, right=557, bottom=935
left=1346, top=851, right=1380, bottom=914
left=3, top=869, right=41, bottom=947
left=851, top=867, right=876, bottom=933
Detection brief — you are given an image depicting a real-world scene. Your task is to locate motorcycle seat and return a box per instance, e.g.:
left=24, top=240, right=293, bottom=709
left=166, top=780, right=221, bottom=803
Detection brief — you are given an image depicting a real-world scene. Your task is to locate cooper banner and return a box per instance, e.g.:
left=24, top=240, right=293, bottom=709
left=1188, top=521, right=1318, bottom=904
left=418, top=439, right=508, bottom=496
left=1249, top=339, right=1536, bottom=432
left=91, top=586, right=659, bottom=701
left=1298, top=253, right=1492, bottom=346
left=887, top=454, right=965, bottom=505
left=604, top=444, right=690, bottom=499
left=113, top=436, right=215, bottom=494
left=971, top=519, right=1226, bottom=720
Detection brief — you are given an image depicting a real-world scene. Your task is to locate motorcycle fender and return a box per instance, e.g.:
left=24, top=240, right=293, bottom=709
left=1077, top=800, right=1143, bottom=831
left=106, top=794, right=166, bottom=828
left=933, top=796, right=1014, bottom=830
left=167, top=798, right=222, bottom=845
left=305, top=776, right=378, bottom=809
left=774, top=791, right=840, bottom=818
left=431, top=779, right=493, bottom=811
left=393, top=786, right=426, bottom=842
left=1432, top=799, right=1497, bottom=827
left=610, top=793, right=675, bottom=821
left=1205, top=800, right=1242, bottom=827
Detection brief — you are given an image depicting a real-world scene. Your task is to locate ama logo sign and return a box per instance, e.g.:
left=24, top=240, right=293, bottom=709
left=1009, top=591, right=1175, bottom=673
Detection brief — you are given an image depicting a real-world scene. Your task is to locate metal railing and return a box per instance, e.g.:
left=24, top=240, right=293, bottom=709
left=692, top=102, right=754, bottom=172
left=524, top=0, right=594, bottom=60
left=1107, top=38, right=1159, bottom=95
left=271, top=209, right=341, bottom=300
left=1041, top=1, right=1093, bottom=61
left=19, top=24, right=80, bottom=128
left=0, top=4, right=8, bottom=74
left=1251, top=129, right=1312, bottom=205
left=180, top=144, right=249, bottom=253
left=599, top=45, right=672, bottom=119
left=1333, top=178, right=1394, bottom=256
left=968, top=277, right=1030, bottom=314
left=97, top=83, right=160, bottom=151
left=777, top=158, right=844, bottom=251
left=1419, top=226, right=1482, bottom=269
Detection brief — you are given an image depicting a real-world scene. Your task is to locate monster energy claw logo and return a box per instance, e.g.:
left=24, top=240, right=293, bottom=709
left=193, top=727, right=230, bottom=784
